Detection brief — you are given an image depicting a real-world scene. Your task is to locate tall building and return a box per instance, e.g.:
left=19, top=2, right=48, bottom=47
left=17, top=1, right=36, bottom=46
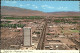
left=23, top=27, right=32, bottom=46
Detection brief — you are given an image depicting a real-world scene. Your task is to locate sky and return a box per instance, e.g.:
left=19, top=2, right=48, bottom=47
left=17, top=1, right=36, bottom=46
left=1, top=1, right=79, bottom=12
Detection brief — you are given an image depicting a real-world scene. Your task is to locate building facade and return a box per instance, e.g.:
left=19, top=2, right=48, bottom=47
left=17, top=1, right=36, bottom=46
left=23, top=27, right=32, bottom=46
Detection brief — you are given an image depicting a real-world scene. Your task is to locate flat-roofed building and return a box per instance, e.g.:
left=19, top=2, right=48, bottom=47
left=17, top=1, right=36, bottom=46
left=23, top=27, right=32, bottom=46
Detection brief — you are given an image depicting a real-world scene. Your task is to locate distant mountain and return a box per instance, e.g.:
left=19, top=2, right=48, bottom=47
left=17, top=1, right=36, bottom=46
left=48, top=11, right=80, bottom=15
left=47, top=12, right=80, bottom=16
left=1, top=6, right=48, bottom=16
left=1, top=6, right=80, bottom=16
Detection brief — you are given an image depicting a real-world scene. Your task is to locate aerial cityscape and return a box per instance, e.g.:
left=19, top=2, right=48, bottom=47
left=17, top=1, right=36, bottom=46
left=1, top=1, right=80, bottom=50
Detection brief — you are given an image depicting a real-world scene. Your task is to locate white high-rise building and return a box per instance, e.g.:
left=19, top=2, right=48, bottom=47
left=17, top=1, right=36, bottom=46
left=23, top=27, right=32, bottom=46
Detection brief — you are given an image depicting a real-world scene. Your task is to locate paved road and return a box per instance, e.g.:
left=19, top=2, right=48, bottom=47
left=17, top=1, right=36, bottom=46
left=37, top=19, right=47, bottom=50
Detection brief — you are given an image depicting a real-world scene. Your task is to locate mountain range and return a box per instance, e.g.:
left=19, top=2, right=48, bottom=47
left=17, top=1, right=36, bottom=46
left=1, top=6, right=80, bottom=16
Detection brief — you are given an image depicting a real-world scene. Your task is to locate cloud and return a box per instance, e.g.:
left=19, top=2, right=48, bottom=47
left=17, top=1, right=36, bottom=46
left=34, top=6, right=38, bottom=8
left=20, top=4, right=23, bottom=7
left=26, top=4, right=30, bottom=6
left=32, top=5, right=38, bottom=8
left=41, top=5, right=48, bottom=7
left=35, top=6, right=38, bottom=8
left=58, top=7, right=68, bottom=9
left=32, top=5, right=36, bottom=7
left=41, top=5, right=54, bottom=9
left=48, top=6, right=54, bottom=8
